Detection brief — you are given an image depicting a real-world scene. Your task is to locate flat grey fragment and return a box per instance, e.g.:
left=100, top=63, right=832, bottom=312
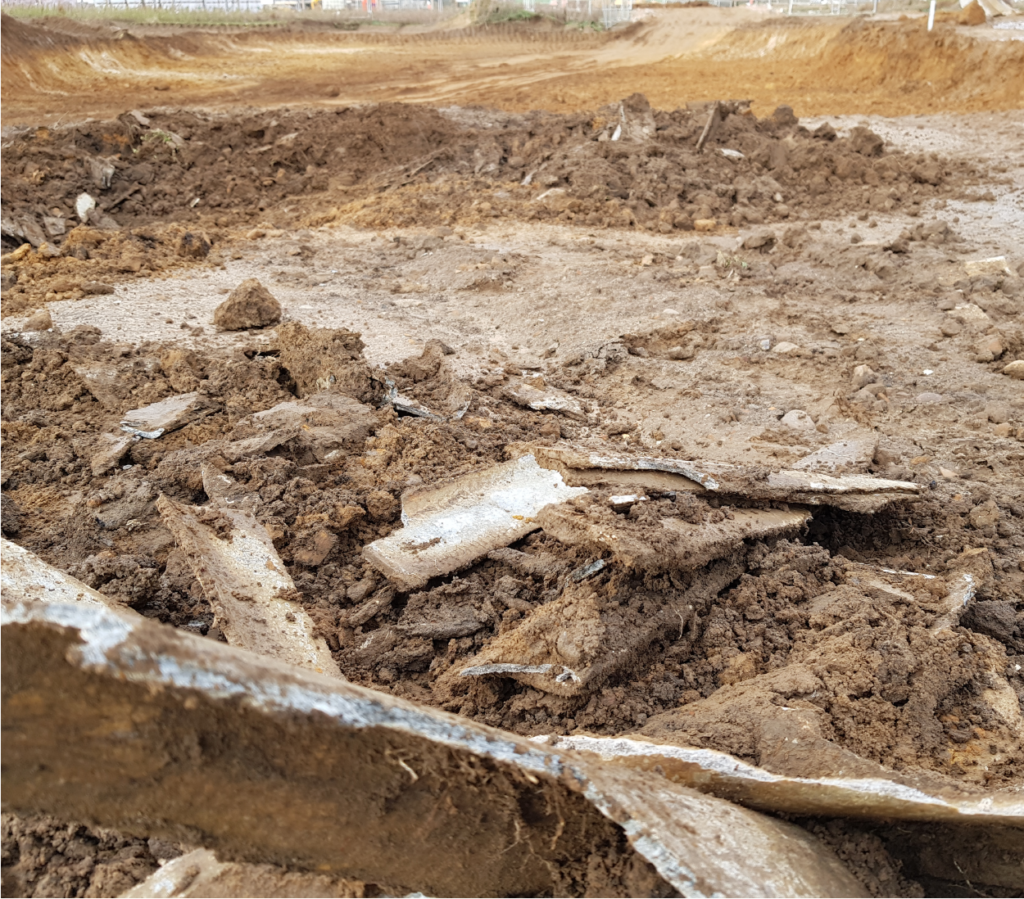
left=793, top=437, right=877, bottom=472
left=2, top=593, right=869, bottom=899
left=461, top=663, right=555, bottom=677
left=156, top=496, right=341, bottom=678
left=363, top=454, right=588, bottom=591
left=91, top=433, right=133, bottom=477
left=0, top=538, right=111, bottom=610
left=221, top=429, right=301, bottom=463
left=121, top=392, right=216, bottom=438
left=201, top=464, right=260, bottom=514
left=538, top=735, right=1024, bottom=827
left=570, top=558, right=607, bottom=582
left=120, top=848, right=361, bottom=899
left=505, top=381, right=588, bottom=420
left=71, top=361, right=130, bottom=411
left=929, top=572, right=978, bottom=634
left=539, top=503, right=809, bottom=573
left=393, top=392, right=442, bottom=420
left=533, top=444, right=920, bottom=509
left=251, top=392, right=377, bottom=462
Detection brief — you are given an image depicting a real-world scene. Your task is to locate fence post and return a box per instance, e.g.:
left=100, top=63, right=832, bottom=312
left=927, top=0, right=935, bottom=30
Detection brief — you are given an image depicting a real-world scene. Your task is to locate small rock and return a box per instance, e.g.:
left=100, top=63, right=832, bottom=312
left=915, top=392, right=944, bottom=404
left=985, top=402, right=1011, bottom=424
left=742, top=230, right=775, bottom=250
left=976, top=335, right=1004, bottom=361
left=772, top=341, right=800, bottom=355
left=994, top=423, right=1014, bottom=438
left=694, top=219, right=717, bottom=232
left=1002, top=360, right=1024, bottom=380
left=213, top=279, right=282, bottom=331
left=954, top=303, right=993, bottom=329
left=781, top=409, right=815, bottom=430
left=964, top=601, right=1016, bottom=643
left=666, top=345, right=695, bottom=361
left=969, top=499, right=999, bottom=530
left=940, top=319, right=962, bottom=338
left=851, top=364, right=876, bottom=389
left=81, top=281, right=115, bottom=296
left=23, top=309, right=52, bottom=332
left=176, top=231, right=211, bottom=259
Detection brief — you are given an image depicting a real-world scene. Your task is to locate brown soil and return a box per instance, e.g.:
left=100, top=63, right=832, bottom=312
left=0, top=97, right=987, bottom=314
left=2, top=12, right=1023, bottom=125
left=1, top=813, right=170, bottom=898
left=3, top=8, right=1024, bottom=898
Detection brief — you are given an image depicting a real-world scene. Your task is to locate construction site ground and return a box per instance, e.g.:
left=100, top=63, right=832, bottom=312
left=2, top=6, right=1024, bottom=898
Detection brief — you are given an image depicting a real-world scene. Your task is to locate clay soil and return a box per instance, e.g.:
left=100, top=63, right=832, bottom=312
left=3, top=7, right=1024, bottom=899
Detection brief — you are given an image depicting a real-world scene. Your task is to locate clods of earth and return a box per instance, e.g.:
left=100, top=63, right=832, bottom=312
left=3, top=94, right=1024, bottom=899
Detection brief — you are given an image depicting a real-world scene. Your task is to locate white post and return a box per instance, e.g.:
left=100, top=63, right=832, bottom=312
left=927, top=0, right=935, bottom=30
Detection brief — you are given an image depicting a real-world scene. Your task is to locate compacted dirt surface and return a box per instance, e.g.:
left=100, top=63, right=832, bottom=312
left=2, top=7, right=1024, bottom=898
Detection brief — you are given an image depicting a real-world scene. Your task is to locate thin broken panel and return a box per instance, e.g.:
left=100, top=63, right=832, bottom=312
left=363, top=454, right=588, bottom=590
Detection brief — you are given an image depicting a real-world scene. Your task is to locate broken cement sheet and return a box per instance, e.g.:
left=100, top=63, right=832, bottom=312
left=121, top=392, right=217, bottom=438
left=121, top=848, right=362, bottom=899
left=532, top=444, right=921, bottom=511
left=249, top=391, right=378, bottom=463
left=0, top=537, right=111, bottom=610
left=445, top=558, right=743, bottom=698
left=539, top=498, right=809, bottom=573
left=792, top=437, right=877, bottom=473
left=71, top=361, right=131, bottom=411
left=837, top=552, right=992, bottom=633
left=156, top=496, right=341, bottom=678
left=535, top=735, right=1024, bottom=828
left=505, top=380, right=588, bottom=421
left=363, top=454, right=588, bottom=591
left=1, top=592, right=868, bottom=898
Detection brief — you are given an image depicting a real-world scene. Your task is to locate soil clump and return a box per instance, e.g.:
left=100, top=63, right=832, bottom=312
left=212, top=278, right=281, bottom=331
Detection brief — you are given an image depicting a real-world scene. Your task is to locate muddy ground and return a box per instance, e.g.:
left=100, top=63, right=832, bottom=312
left=3, top=7, right=1024, bottom=899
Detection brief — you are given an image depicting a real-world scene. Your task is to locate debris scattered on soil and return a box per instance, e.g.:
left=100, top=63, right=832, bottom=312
left=1, top=571, right=873, bottom=899
left=121, top=392, right=217, bottom=439
left=3, top=45, right=1024, bottom=891
left=0, top=94, right=988, bottom=315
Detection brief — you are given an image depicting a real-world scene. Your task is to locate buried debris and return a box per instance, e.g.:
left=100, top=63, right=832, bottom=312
left=539, top=500, right=810, bottom=573
left=444, top=557, right=744, bottom=697
left=156, top=496, right=341, bottom=677
left=363, top=454, right=588, bottom=591
left=121, top=392, right=218, bottom=439
left=249, top=391, right=379, bottom=463
left=532, top=444, right=921, bottom=512
left=505, top=380, right=588, bottom=421
left=1, top=580, right=869, bottom=899
left=122, top=848, right=362, bottom=899
left=537, top=735, right=1024, bottom=828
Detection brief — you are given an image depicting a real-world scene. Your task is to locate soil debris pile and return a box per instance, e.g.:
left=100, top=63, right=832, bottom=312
left=1, top=96, right=984, bottom=313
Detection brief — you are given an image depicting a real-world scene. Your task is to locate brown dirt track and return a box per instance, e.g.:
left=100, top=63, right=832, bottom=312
left=2, top=10, right=1023, bottom=123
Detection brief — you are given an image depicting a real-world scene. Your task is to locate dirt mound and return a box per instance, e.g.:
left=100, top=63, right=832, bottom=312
left=0, top=13, right=81, bottom=57
left=1, top=96, right=982, bottom=313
